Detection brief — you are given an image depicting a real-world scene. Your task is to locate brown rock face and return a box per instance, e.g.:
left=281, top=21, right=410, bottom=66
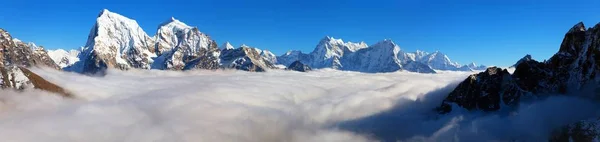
left=18, top=67, right=72, bottom=97
left=0, top=28, right=69, bottom=97
left=0, top=29, right=60, bottom=69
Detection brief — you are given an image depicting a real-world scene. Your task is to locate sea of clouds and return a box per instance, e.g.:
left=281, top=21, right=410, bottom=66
left=0, top=68, right=598, bottom=142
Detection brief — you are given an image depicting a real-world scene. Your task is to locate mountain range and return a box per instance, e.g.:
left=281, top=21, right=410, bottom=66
left=27, top=9, right=484, bottom=74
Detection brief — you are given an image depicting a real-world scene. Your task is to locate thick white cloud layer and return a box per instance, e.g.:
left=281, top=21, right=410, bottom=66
left=0, top=68, right=597, bottom=142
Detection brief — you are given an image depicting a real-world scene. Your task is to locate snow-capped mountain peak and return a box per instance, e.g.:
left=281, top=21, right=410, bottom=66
left=319, top=36, right=344, bottom=44
left=151, top=15, right=219, bottom=70
left=422, top=51, right=462, bottom=70
left=158, top=17, right=191, bottom=30
left=68, top=9, right=158, bottom=73
left=372, top=39, right=397, bottom=48
left=219, top=42, right=235, bottom=50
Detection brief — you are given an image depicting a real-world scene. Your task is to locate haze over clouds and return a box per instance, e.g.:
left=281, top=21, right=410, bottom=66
left=0, top=68, right=597, bottom=142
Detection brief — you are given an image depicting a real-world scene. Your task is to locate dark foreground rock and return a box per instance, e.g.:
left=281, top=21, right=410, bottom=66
left=438, top=22, right=600, bottom=140
left=286, top=61, right=312, bottom=72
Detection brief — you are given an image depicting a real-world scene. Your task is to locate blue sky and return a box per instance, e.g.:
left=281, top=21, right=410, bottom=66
left=1, top=0, right=599, bottom=67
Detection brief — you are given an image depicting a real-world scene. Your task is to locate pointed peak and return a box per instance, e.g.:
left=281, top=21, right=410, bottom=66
left=568, top=22, right=586, bottom=33
left=158, top=16, right=191, bottom=30
left=319, top=36, right=343, bottom=43
left=98, top=9, right=113, bottom=17
left=523, top=54, right=532, bottom=60
left=219, top=42, right=234, bottom=50
left=164, top=17, right=182, bottom=23
left=376, top=39, right=395, bottom=44
left=371, top=39, right=398, bottom=49
left=511, top=54, right=533, bottom=67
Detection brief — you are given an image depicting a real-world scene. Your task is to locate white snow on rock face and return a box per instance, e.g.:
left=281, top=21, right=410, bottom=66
left=276, top=37, right=485, bottom=73
left=420, top=51, right=461, bottom=70
left=259, top=49, right=277, bottom=64
left=341, top=39, right=403, bottom=73
left=0, top=66, right=33, bottom=89
left=47, top=49, right=80, bottom=68
left=154, top=17, right=195, bottom=54
left=151, top=17, right=220, bottom=70
left=72, top=9, right=156, bottom=73
left=65, top=9, right=221, bottom=73
left=218, top=42, right=235, bottom=50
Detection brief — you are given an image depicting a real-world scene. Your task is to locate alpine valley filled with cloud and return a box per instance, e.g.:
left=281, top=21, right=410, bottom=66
left=2, top=8, right=600, bottom=142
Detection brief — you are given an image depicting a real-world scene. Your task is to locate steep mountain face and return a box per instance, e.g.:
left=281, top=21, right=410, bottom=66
left=439, top=22, right=600, bottom=113
left=308, top=36, right=353, bottom=69
left=65, top=10, right=224, bottom=73
left=48, top=49, right=81, bottom=68
left=286, top=60, right=311, bottom=72
left=220, top=45, right=275, bottom=72
left=0, top=29, right=70, bottom=96
left=420, top=51, right=462, bottom=70
left=68, top=9, right=155, bottom=74
left=277, top=50, right=311, bottom=66
left=340, top=39, right=403, bottom=73
left=1, top=30, right=59, bottom=69
left=152, top=17, right=220, bottom=70
left=259, top=49, right=277, bottom=64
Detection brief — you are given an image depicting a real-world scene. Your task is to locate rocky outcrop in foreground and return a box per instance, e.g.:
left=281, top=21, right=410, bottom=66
left=0, top=28, right=71, bottom=97
left=438, top=22, right=600, bottom=140
left=440, top=22, right=600, bottom=113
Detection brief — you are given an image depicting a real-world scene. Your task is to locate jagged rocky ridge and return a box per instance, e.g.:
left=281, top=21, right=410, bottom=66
left=437, top=22, right=600, bottom=140
left=220, top=45, right=275, bottom=72
left=0, top=29, right=71, bottom=97
left=277, top=36, right=486, bottom=73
